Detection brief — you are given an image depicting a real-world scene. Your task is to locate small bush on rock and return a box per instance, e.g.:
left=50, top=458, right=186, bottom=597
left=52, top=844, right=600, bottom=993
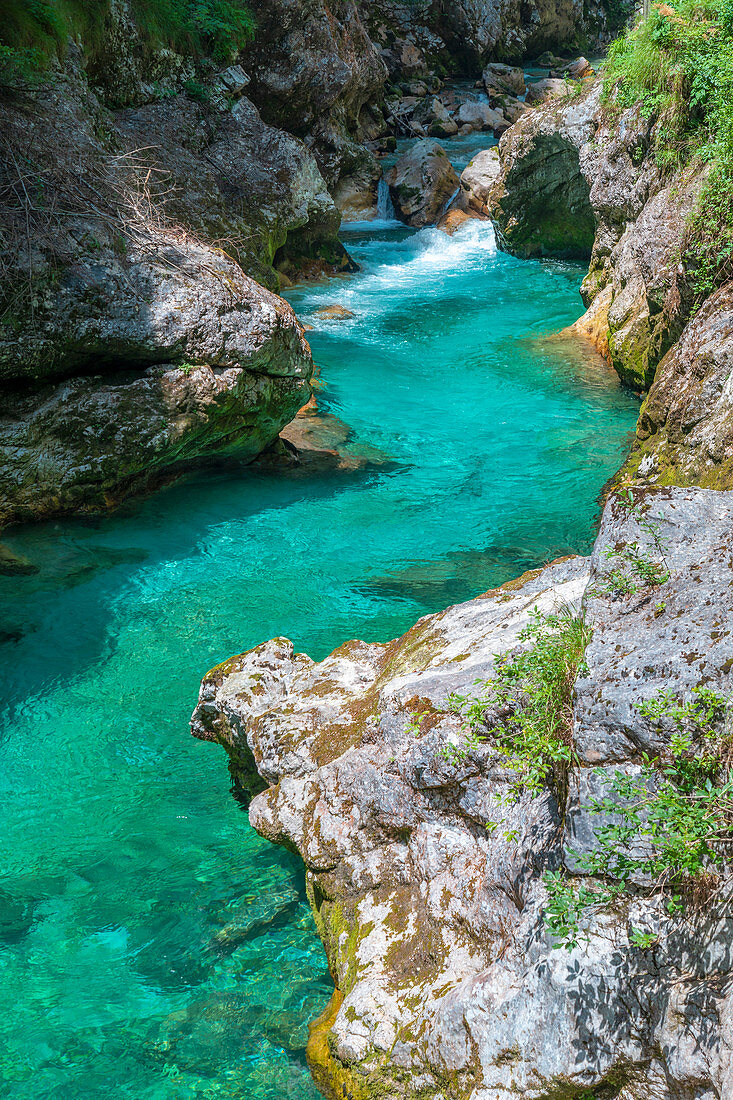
left=445, top=609, right=592, bottom=799
left=544, top=685, right=733, bottom=949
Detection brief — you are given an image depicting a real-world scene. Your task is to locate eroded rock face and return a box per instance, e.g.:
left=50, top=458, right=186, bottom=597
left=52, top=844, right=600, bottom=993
left=113, top=95, right=343, bottom=289
left=0, top=50, right=316, bottom=522
left=192, top=488, right=733, bottom=1100
left=388, top=139, right=460, bottom=225
left=239, top=0, right=388, bottom=186
left=622, top=282, right=733, bottom=489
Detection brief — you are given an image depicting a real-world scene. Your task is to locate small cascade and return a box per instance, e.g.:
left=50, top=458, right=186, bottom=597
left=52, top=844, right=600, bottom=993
left=376, top=176, right=397, bottom=221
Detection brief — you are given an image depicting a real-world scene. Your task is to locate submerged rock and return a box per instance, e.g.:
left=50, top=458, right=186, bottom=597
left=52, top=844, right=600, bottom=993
left=313, top=305, right=357, bottom=320
left=387, top=140, right=460, bottom=226
left=193, top=488, right=733, bottom=1100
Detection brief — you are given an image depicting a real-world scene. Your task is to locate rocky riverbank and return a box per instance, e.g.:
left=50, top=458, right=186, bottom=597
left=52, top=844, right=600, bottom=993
left=190, top=11, right=733, bottom=1100
left=0, top=0, right=619, bottom=526
left=193, top=487, right=733, bottom=1100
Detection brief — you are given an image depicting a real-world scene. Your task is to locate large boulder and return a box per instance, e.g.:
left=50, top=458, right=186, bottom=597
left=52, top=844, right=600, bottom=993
left=482, top=62, right=525, bottom=96
left=460, top=147, right=501, bottom=216
left=524, top=76, right=575, bottom=105
left=192, top=487, right=733, bottom=1100
left=490, top=85, right=599, bottom=258
left=455, top=100, right=505, bottom=132
left=488, top=79, right=706, bottom=392
left=387, top=140, right=460, bottom=226
left=114, top=94, right=344, bottom=289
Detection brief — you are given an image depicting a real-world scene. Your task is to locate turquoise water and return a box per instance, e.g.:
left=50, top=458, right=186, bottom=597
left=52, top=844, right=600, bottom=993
left=0, top=219, right=638, bottom=1099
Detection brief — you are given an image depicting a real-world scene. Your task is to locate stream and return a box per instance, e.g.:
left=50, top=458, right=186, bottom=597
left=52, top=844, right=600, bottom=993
left=0, top=152, right=639, bottom=1098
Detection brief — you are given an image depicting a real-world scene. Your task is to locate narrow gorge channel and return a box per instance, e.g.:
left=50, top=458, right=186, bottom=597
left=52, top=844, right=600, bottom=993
left=0, top=185, right=637, bottom=1097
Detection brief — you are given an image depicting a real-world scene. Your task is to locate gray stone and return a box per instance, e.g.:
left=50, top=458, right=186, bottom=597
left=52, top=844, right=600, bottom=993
left=193, top=489, right=733, bottom=1100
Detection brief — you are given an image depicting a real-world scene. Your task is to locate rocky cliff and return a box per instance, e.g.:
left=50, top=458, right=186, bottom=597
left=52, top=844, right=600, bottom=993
left=0, top=3, right=348, bottom=524
left=193, top=487, right=733, bottom=1100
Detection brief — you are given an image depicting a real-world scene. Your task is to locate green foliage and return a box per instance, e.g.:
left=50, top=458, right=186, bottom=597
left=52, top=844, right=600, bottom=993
left=544, top=685, right=733, bottom=949
left=444, top=608, right=592, bottom=799
left=602, top=0, right=733, bottom=302
left=0, top=0, right=255, bottom=83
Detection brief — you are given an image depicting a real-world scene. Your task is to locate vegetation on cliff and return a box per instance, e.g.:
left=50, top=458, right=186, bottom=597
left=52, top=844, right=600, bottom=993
left=603, top=0, right=733, bottom=302
left=0, top=0, right=255, bottom=81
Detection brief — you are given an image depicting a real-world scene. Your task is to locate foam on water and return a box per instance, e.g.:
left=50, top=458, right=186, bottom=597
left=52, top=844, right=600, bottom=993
left=0, top=215, right=639, bottom=1099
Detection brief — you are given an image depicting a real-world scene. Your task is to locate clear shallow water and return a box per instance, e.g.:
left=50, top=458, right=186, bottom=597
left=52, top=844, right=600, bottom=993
left=0, top=219, right=637, bottom=1098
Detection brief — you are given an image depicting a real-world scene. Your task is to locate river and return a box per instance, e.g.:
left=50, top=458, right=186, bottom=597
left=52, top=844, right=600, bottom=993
left=0, top=147, right=638, bottom=1098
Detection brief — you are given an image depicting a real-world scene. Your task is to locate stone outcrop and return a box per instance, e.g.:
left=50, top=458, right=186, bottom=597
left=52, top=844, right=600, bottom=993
left=192, top=487, right=733, bottom=1100
left=489, top=82, right=706, bottom=393
left=622, top=282, right=733, bottom=489
left=0, top=42, right=322, bottom=523
left=387, top=139, right=460, bottom=226
left=490, top=84, right=599, bottom=259
left=113, top=94, right=344, bottom=290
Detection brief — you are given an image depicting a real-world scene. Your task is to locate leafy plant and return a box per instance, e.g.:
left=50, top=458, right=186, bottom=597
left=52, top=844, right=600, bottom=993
left=0, top=0, right=256, bottom=86
left=444, top=608, right=592, bottom=800
left=590, top=489, right=670, bottom=597
left=601, top=0, right=733, bottom=303
left=544, top=685, right=733, bottom=948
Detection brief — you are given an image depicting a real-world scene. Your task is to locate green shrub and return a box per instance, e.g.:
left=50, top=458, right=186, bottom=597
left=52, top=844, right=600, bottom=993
left=445, top=608, right=592, bottom=800
left=545, top=685, right=733, bottom=949
left=0, top=0, right=255, bottom=79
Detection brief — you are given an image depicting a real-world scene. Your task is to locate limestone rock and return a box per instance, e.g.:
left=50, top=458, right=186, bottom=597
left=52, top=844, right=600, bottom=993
left=460, top=148, right=501, bottom=216
left=566, top=56, right=593, bottom=79
left=114, top=94, right=343, bottom=290
left=524, top=77, right=574, bottom=105
left=623, top=282, right=733, bottom=488
left=387, top=140, right=460, bottom=226
left=238, top=0, right=388, bottom=186
left=0, top=257, right=311, bottom=525
left=455, top=100, right=505, bottom=132
left=488, top=79, right=706, bottom=392
left=193, top=488, right=733, bottom=1100
left=490, top=84, right=599, bottom=258
left=0, top=55, right=316, bottom=523
left=482, top=62, right=526, bottom=96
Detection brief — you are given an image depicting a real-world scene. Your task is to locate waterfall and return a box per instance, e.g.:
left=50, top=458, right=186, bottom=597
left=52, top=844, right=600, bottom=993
left=377, top=176, right=396, bottom=221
